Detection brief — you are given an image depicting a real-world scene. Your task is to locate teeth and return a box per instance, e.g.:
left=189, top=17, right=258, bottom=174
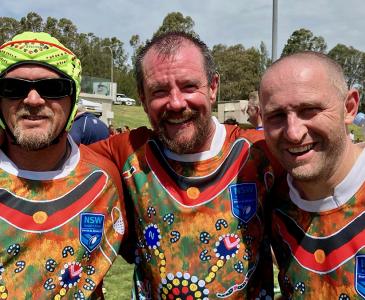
left=167, top=117, right=190, bottom=124
left=288, top=144, right=313, bottom=154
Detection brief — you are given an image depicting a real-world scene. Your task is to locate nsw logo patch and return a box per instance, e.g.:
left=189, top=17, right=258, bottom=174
left=355, top=255, right=365, bottom=297
left=229, top=183, right=257, bottom=223
left=80, top=213, right=105, bottom=252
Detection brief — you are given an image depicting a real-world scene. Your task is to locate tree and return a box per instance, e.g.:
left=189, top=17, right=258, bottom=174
left=0, top=17, right=21, bottom=44
left=129, top=34, right=143, bottom=66
left=19, top=12, right=43, bottom=32
left=328, top=44, right=365, bottom=89
left=281, top=28, right=327, bottom=57
left=212, top=44, right=262, bottom=101
left=153, top=12, right=197, bottom=38
left=258, top=41, right=271, bottom=77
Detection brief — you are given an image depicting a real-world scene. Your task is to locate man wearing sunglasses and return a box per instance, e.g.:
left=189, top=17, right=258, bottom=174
left=0, top=32, right=126, bottom=299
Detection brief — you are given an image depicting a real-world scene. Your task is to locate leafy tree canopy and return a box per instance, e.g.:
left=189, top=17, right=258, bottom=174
left=153, top=12, right=196, bottom=38
left=281, top=28, right=327, bottom=57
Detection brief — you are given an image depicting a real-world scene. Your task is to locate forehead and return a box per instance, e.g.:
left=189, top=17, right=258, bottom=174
left=260, top=59, right=336, bottom=106
left=142, top=42, right=206, bottom=82
left=5, top=65, right=60, bottom=79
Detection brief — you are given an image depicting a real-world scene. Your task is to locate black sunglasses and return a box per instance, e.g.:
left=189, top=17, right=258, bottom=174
left=0, top=78, right=73, bottom=100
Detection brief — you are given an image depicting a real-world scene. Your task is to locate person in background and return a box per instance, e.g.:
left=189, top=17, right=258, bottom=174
left=259, top=51, right=363, bottom=299
left=246, top=90, right=263, bottom=130
left=223, top=117, right=239, bottom=125
left=69, top=101, right=109, bottom=145
left=349, top=129, right=355, bottom=142
left=0, top=31, right=126, bottom=299
left=90, top=31, right=277, bottom=299
left=108, top=124, right=116, bottom=135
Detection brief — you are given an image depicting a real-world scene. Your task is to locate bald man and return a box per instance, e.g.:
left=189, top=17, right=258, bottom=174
left=259, top=51, right=364, bottom=299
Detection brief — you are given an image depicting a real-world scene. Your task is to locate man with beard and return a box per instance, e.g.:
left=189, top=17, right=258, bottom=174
left=90, top=32, right=278, bottom=299
left=259, top=51, right=364, bottom=299
left=0, top=32, right=126, bottom=299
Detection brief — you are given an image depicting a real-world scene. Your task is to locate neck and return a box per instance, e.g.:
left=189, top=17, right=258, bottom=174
left=293, top=142, right=363, bottom=200
left=4, top=134, right=71, bottom=172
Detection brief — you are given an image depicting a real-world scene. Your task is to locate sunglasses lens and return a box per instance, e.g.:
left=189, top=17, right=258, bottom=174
left=37, top=78, right=73, bottom=99
left=0, top=78, right=29, bottom=98
left=0, top=78, right=73, bottom=99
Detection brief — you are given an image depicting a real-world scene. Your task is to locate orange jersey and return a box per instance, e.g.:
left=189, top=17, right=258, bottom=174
left=91, top=119, right=278, bottom=299
left=0, top=138, right=126, bottom=299
left=271, top=150, right=365, bottom=299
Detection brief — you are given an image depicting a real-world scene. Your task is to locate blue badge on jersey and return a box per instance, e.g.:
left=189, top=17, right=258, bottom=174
left=355, top=255, right=365, bottom=297
left=229, top=183, right=257, bottom=223
left=80, top=213, right=105, bottom=252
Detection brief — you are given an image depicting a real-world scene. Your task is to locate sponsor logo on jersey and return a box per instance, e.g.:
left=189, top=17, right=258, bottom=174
left=355, top=255, right=365, bottom=297
left=80, top=213, right=105, bottom=252
left=229, top=183, right=257, bottom=223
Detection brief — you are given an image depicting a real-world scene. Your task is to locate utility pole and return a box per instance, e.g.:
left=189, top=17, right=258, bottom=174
left=102, top=45, right=114, bottom=95
left=272, top=0, right=278, bottom=62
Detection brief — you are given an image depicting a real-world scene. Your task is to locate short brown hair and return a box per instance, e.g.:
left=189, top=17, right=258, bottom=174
left=134, top=31, right=216, bottom=97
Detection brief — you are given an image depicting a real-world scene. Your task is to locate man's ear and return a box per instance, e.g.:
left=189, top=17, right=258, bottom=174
left=209, top=72, right=219, bottom=105
left=344, top=89, right=360, bottom=125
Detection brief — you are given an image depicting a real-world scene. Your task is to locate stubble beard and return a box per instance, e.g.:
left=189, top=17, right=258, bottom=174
left=286, top=131, right=346, bottom=183
left=11, top=108, right=57, bottom=151
left=13, top=126, right=56, bottom=151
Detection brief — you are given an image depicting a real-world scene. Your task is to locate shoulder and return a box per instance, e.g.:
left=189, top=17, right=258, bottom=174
left=226, top=125, right=285, bottom=177
left=78, top=144, right=122, bottom=186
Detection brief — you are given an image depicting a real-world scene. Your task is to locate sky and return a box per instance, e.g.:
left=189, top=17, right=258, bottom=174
left=2, top=0, right=365, bottom=63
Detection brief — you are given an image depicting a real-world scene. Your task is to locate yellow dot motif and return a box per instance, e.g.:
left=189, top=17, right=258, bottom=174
left=314, top=249, right=326, bottom=264
left=33, top=211, right=48, bottom=224
left=173, top=278, right=180, bottom=286
left=190, top=283, right=198, bottom=291
left=0, top=285, right=7, bottom=300
left=217, top=259, right=224, bottom=267
left=59, top=288, right=67, bottom=296
left=195, top=291, right=202, bottom=298
left=182, top=280, right=188, bottom=286
left=186, top=187, right=200, bottom=199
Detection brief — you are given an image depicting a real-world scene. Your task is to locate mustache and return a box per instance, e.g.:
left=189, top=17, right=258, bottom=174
left=15, top=107, right=53, bottom=119
left=160, top=109, right=199, bottom=121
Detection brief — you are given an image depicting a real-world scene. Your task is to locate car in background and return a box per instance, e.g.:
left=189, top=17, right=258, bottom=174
left=114, top=93, right=136, bottom=106
left=79, top=98, right=103, bottom=117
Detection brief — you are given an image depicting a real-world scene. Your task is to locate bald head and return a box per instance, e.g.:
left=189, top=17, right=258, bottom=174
left=258, top=51, right=360, bottom=197
left=260, top=52, right=348, bottom=101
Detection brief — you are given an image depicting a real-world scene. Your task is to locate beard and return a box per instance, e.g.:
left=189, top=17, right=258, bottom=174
left=13, top=127, right=55, bottom=151
left=153, top=109, right=212, bottom=154
left=11, top=107, right=58, bottom=151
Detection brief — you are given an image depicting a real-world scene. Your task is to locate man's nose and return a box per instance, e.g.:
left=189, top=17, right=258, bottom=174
left=167, top=89, right=187, bottom=111
left=23, top=89, right=46, bottom=106
left=284, top=114, right=307, bottom=143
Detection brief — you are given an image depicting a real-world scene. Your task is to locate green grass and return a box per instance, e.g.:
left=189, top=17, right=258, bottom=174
left=110, top=104, right=150, bottom=129
left=349, top=123, right=364, bottom=142
left=104, top=256, right=134, bottom=299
